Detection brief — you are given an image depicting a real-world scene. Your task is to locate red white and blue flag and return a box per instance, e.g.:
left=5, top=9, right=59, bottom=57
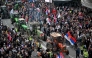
left=7, top=32, right=12, bottom=41
left=54, top=15, right=57, bottom=23
left=64, top=31, right=76, bottom=45
left=46, top=7, right=48, bottom=15
left=56, top=52, right=64, bottom=58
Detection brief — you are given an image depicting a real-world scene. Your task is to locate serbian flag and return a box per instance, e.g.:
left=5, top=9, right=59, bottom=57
left=52, top=8, right=57, bottom=15
left=46, top=7, right=48, bottom=15
left=7, top=32, right=12, bottom=41
left=56, top=52, right=64, bottom=58
left=54, top=15, right=57, bottom=23
left=64, top=31, right=76, bottom=45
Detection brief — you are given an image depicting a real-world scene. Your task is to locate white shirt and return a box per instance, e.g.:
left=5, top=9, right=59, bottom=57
left=10, top=9, right=14, bottom=14
left=46, top=18, right=50, bottom=25
left=58, top=13, right=61, bottom=18
left=56, top=25, right=60, bottom=30
left=48, top=9, right=50, bottom=13
left=36, top=8, right=40, bottom=12
left=30, top=26, right=32, bottom=31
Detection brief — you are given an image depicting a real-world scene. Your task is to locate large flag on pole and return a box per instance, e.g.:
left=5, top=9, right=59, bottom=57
left=64, top=31, right=76, bottom=45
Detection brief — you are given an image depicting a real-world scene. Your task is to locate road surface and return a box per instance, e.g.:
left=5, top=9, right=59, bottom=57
left=1, top=19, right=14, bottom=29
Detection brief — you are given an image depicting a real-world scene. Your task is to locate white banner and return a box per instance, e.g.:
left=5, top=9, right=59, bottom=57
left=45, top=0, right=52, bottom=3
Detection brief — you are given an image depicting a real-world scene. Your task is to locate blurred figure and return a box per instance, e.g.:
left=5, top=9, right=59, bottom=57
left=88, top=42, right=92, bottom=58
left=76, top=46, right=80, bottom=58
left=80, top=44, right=84, bottom=55
left=83, top=49, right=88, bottom=58
left=31, top=49, right=38, bottom=58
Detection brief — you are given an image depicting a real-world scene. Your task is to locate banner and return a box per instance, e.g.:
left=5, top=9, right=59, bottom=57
left=45, top=0, right=52, bottom=3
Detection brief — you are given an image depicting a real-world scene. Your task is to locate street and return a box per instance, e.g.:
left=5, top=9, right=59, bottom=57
left=1, top=19, right=77, bottom=58
left=1, top=19, right=80, bottom=58
left=1, top=19, right=85, bottom=58
left=0, top=0, right=92, bottom=58
left=1, top=19, right=14, bottom=29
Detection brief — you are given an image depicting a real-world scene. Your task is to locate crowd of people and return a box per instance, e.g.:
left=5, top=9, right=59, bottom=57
left=0, top=0, right=92, bottom=58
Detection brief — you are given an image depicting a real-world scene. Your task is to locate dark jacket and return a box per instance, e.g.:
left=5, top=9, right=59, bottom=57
left=76, top=47, right=80, bottom=55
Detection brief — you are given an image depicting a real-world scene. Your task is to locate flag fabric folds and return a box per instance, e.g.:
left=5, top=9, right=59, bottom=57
left=46, top=7, right=48, bottom=15
left=7, top=32, right=12, bottom=41
left=56, top=52, right=64, bottom=58
left=64, top=31, right=76, bottom=45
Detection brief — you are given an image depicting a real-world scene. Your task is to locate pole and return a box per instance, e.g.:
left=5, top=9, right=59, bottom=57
left=33, top=3, right=34, bottom=21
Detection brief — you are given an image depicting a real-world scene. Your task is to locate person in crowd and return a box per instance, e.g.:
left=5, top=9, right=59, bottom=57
left=80, top=43, right=84, bottom=55
left=76, top=46, right=80, bottom=58
left=83, top=49, right=89, bottom=58
left=1, top=0, right=92, bottom=58
left=88, top=42, right=92, bottom=58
